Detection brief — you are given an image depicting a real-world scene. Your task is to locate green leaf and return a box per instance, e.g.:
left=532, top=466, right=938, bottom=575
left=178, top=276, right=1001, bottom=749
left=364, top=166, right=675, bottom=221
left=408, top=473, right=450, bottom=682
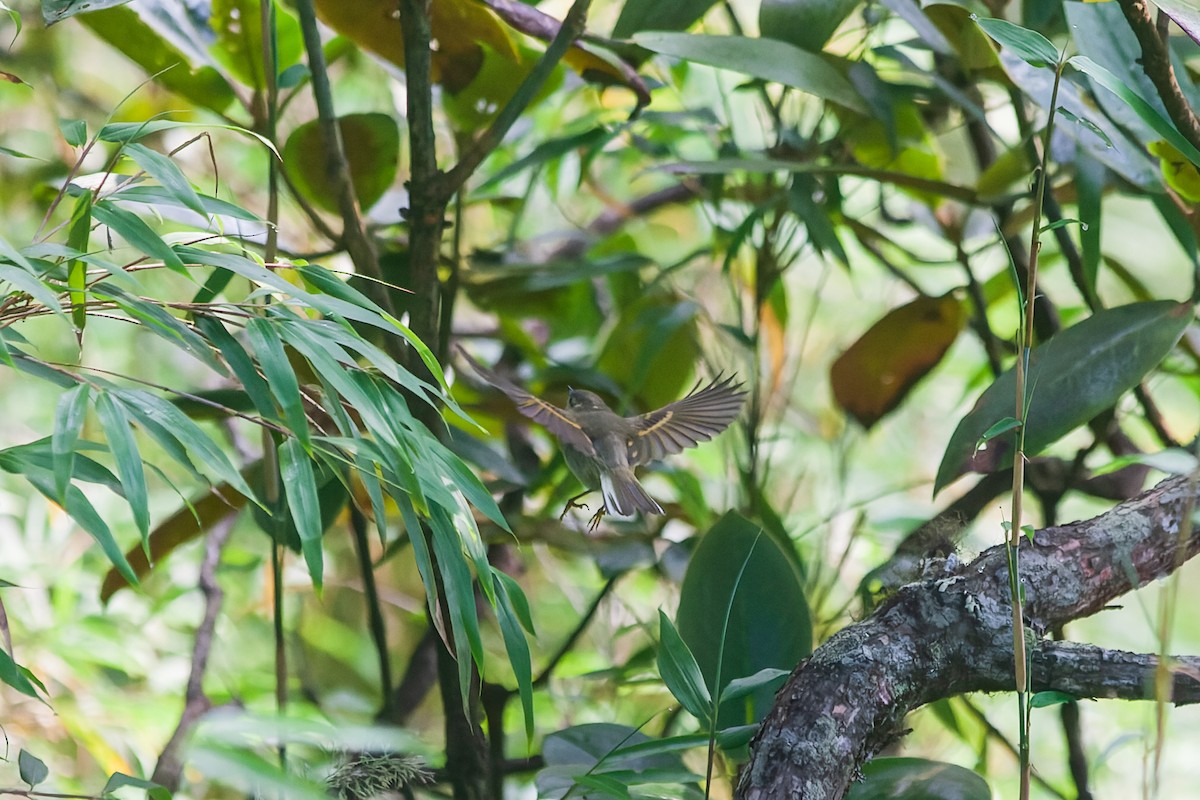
left=28, top=473, right=138, bottom=585
left=759, top=0, right=861, bottom=52
left=1031, top=690, right=1078, bottom=707
left=279, top=438, right=323, bottom=590
left=78, top=6, right=236, bottom=113
left=102, top=773, right=171, bottom=800
left=657, top=609, right=712, bottom=722
left=935, top=301, right=1194, bottom=492
left=52, top=384, right=90, bottom=502
left=94, top=391, right=151, bottom=545
left=613, top=0, right=719, bottom=37
left=111, top=184, right=262, bottom=221
left=210, top=0, right=303, bottom=90
left=58, top=117, right=87, bottom=146
left=122, top=142, right=208, bottom=218
left=721, top=667, right=790, bottom=704
left=113, top=388, right=260, bottom=504
left=633, top=32, right=866, bottom=113
left=845, top=757, right=990, bottom=800
left=1070, top=55, right=1200, bottom=169
left=974, top=16, right=1059, bottom=68
left=194, top=315, right=277, bottom=421
left=282, top=113, right=400, bottom=213
left=91, top=200, right=186, bottom=273
left=430, top=508, right=484, bottom=714
left=492, top=569, right=535, bottom=742
left=0, top=263, right=65, bottom=318
left=18, top=750, right=49, bottom=787
left=246, top=316, right=310, bottom=446
left=0, top=648, right=42, bottom=699
left=677, top=512, right=811, bottom=727
left=66, top=189, right=93, bottom=334
left=43, top=0, right=133, bottom=25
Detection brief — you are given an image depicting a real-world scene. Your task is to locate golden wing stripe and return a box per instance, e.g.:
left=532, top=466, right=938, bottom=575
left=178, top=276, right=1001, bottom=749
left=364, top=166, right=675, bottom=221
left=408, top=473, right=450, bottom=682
left=519, top=397, right=584, bottom=431
left=636, top=410, right=674, bottom=437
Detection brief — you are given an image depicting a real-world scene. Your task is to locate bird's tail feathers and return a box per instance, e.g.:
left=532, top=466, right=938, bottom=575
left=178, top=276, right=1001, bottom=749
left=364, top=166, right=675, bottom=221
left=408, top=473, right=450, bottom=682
left=600, top=468, right=664, bottom=517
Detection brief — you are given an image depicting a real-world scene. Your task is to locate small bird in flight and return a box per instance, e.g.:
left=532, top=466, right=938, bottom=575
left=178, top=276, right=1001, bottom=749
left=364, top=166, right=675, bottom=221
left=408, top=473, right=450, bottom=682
left=460, top=348, right=747, bottom=529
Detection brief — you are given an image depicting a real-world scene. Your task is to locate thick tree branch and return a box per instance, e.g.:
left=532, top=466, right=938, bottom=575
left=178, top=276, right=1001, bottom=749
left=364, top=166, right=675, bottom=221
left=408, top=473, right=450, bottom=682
left=740, top=474, right=1200, bottom=799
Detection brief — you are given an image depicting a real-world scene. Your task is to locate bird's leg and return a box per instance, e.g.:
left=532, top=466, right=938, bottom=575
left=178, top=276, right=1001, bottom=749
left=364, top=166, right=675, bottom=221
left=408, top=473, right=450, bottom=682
left=559, top=490, right=591, bottom=521
left=587, top=505, right=607, bottom=531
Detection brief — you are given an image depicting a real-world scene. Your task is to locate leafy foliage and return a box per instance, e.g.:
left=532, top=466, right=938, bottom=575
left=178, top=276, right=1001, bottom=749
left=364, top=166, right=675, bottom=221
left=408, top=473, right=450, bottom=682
left=1, top=0, right=1198, bottom=798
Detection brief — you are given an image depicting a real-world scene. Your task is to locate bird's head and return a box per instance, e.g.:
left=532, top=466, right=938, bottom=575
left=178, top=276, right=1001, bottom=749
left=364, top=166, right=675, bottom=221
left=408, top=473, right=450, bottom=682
left=567, top=387, right=610, bottom=412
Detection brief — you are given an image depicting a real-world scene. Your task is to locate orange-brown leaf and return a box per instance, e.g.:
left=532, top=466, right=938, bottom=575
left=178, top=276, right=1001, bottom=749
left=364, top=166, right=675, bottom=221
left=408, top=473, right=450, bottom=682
left=830, top=293, right=966, bottom=428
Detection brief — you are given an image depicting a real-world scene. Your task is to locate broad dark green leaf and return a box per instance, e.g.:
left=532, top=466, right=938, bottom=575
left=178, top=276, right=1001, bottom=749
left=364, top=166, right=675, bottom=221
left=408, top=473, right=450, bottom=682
left=613, top=0, right=718, bottom=38
left=677, top=512, right=811, bottom=727
left=935, top=301, right=1193, bottom=492
left=657, top=609, right=712, bottom=722
left=845, top=757, right=990, bottom=800
left=537, top=724, right=700, bottom=799
left=633, top=32, right=866, bottom=113
left=282, top=113, right=400, bottom=213
left=279, top=438, right=323, bottom=590
left=52, top=384, right=90, bottom=502
left=760, top=0, right=860, bottom=52
left=81, top=5, right=235, bottom=112
left=974, top=16, right=1058, bottom=67
left=18, top=750, right=48, bottom=787
left=94, top=391, right=150, bottom=544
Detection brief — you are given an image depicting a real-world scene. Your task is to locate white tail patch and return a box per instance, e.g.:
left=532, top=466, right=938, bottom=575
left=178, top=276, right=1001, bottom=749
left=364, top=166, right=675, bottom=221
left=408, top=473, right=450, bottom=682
left=599, top=471, right=626, bottom=515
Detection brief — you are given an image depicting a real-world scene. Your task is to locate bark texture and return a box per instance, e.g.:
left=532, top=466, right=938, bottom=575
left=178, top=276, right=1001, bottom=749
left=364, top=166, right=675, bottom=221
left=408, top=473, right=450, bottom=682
left=739, top=475, right=1200, bottom=799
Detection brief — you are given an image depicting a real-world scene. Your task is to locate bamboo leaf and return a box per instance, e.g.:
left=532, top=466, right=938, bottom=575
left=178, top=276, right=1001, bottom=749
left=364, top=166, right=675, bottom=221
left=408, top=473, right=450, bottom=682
left=279, top=438, right=323, bottom=590
left=94, top=391, right=150, bottom=545
left=52, top=384, right=90, bottom=502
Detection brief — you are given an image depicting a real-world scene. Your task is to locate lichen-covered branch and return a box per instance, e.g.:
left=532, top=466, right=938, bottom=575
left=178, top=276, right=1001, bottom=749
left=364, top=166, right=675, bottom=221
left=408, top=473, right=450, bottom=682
left=739, top=475, right=1200, bottom=799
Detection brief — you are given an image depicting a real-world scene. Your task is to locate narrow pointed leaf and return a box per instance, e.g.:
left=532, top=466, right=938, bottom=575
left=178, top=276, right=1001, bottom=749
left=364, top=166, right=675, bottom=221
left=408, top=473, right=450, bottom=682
left=279, top=438, right=323, bottom=590
left=66, top=190, right=93, bottom=334
left=122, top=142, right=208, bottom=218
left=246, top=317, right=310, bottom=446
left=657, top=609, right=712, bottom=722
left=493, top=569, right=535, bottom=742
left=0, top=648, right=41, bottom=699
left=974, top=16, right=1059, bottom=67
left=52, top=384, right=90, bottom=502
left=91, top=200, right=186, bottom=273
left=94, top=391, right=150, bottom=544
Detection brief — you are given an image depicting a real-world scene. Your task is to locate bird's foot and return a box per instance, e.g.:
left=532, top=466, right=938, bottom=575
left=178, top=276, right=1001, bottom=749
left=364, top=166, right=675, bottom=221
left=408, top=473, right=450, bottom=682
left=559, top=491, right=591, bottom=522
left=587, top=506, right=607, bottom=531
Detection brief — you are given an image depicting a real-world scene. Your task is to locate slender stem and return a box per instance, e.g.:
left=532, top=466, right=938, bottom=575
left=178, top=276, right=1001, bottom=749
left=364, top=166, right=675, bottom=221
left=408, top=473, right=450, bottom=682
left=350, top=504, right=393, bottom=712
left=1009, top=56, right=1067, bottom=800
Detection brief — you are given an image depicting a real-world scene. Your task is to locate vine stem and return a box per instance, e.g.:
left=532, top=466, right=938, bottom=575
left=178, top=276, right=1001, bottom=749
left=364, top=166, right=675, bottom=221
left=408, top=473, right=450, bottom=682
left=1009, top=54, right=1067, bottom=800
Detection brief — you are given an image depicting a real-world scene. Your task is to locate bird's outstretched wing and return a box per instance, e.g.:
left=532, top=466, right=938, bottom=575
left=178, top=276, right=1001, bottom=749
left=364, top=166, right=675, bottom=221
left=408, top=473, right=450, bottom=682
left=628, top=375, right=747, bottom=465
left=458, top=347, right=596, bottom=456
